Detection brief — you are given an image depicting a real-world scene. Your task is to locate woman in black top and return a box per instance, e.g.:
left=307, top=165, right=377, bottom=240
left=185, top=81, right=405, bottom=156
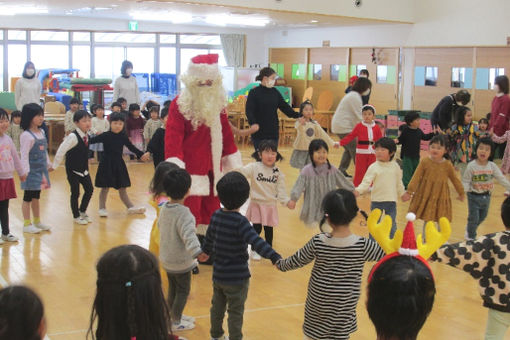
left=245, top=67, right=301, bottom=151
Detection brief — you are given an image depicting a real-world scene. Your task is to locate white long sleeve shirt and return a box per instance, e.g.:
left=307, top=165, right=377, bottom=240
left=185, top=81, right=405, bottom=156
left=52, top=128, right=89, bottom=175
left=331, top=91, right=363, bottom=134
left=91, top=117, right=109, bottom=135
left=15, top=77, right=41, bottom=110
left=238, top=162, right=290, bottom=205
left=356, top=160, right=405, bottom=202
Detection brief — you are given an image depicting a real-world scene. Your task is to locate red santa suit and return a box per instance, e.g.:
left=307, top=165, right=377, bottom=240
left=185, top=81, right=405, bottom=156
left=340, top=121, right=382, bottom=186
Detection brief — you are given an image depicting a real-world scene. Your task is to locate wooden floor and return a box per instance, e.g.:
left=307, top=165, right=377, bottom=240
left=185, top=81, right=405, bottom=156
left=0, top=143, right=500, bottom=340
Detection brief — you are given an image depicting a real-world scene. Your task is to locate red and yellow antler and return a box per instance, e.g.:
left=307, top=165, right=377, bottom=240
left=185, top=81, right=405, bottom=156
left=367, top=209, right=403, bottom=254
left=416, top=217, right=451, bottom=259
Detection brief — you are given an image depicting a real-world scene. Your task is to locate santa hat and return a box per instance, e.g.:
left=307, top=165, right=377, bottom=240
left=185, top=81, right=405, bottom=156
left=185, top=53, right=221, bottom=81
left=349, top=75, right=358, bottom=84
left=399, top=213, right=419, bottom=256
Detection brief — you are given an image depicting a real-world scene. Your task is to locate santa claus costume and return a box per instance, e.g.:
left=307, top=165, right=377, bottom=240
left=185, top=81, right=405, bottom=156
left=164, top=54, right=242, bottom=237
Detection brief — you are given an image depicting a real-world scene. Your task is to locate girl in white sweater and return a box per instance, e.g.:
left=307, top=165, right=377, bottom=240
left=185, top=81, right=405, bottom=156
left=15, top=62, right=41, bottom=110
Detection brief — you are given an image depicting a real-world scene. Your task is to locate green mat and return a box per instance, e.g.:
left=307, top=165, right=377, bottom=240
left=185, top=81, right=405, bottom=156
left=70, top=78, right=112, bottom=85
left=0, top=92, right=16, bottom=110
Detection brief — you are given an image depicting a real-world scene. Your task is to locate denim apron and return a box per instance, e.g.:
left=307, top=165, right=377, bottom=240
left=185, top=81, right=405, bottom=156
left=21, top=130, right=50, bottom=191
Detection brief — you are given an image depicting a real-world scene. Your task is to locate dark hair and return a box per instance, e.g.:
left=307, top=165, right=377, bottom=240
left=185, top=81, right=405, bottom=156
left=494, top=75, right=509, bottom=95
left=149, top=162, right=180, bottom=199
left=92, top=104, right=104, bottom=114
left=22, top=61, right=36, bottom=79
left=501, top=196, right=510, bottom=228
left=478, top=118, right=489, bottom=126
left=0, top=108, right=8, bottom=121
left=111, top=102, right=122, bottom=109
left=319, top=189, right=359, bottom=231
left=10, top=110, right=21, bottom=123
left=251, top=140, right=283, bottom=162
left=405, top=112, right=420, bottom=125
left=454, top=90, right=471, bottom=105
left=160, top=108, right=169, bottom=120
left=299, top=100, right=314, bottom=116
left=109, top=112, right=126, bottom=123
left=117, top=97, right=127, bottom=105
left=454, top=106, right=472, bottom=127
left=362, top=104, right=375, bottom=115
left=429, top=134, right=447, bottom=148
left=367, top=256, right=435, bottom=340
left=475, top=137, right=494, bottom=160
left=163, top=100, right=172, bottom=107
left=70, top=98, right=81, bottom=106
left=255, top=67, right=276, bottom=82
left=351, top=77, right=372, bottom=94
left=486, top=112, right=491, bottom=120
left=0, top=285, right=44, bottom=340
left=21, top=103, right=44, bottom=131
left=73, top=110, right=91, bottom=123
left=149, top=106, right=160, bottom=115
left=375, top=137, right=397, bottom=160
left=129, top=103, right=140, bottom=113
left=121, top=60, right=134, bottom=77
left=216, top=171, right=250, bottom=210
left=163, top=168, right=191, bottom=200
left=308, top=139, right=331, bottom=169
left=87, top=245, right=171, bottom=340
left=359, top=69, right=370, bottom=77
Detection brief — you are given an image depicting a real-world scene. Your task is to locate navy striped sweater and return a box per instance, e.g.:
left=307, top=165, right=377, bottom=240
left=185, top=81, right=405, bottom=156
left=202, top=209, right=281, bottom=285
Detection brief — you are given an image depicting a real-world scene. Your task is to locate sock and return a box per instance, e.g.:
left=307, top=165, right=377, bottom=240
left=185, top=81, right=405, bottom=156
left=33, top=217, right=40, bottom=224
left=24, top=219, right=31, bottom=226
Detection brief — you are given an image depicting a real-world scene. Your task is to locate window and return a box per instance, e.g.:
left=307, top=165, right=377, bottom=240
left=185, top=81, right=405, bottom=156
left=330, top=64, right=347, bottom=82
left=8, top=30, right=26, bottom=40
left=160, top=34, right=176, bottom=44
left=308, top=64, right=322, bottom=80
left=126, top=47, right=154, bottom=75
left=349, top=64, right=367, bottom=77
left=31, top=31, right=68, bottom=41
left=0, top=46, right=3, bottom=91
left=357, top=65, right=367, bottom=76
left=180, top=35, right=220, bottom=45
left=0, top=31, right=4, bottom=40
left=31, top=45, right=69, bottom=70
left=94, top=32, right=156, bottom=43
left=270, top=63, right=284, bottom=78
left=425, top=66, right=438, bottom=86
left=291, top=64, right=306, bottom=80
left=490, top=68, right=505, bottom=89
left=376, top=65, right=396, bottom=84
left=476, top=67, right=505, bottom=90
left=160, top=47, right=176, bottom=73
left=451, top=67, right=473, bottom=88
left=94, top=46, right=125, bottom=80
left=73, top=46, right=91, bottom=78
left=72, top=32, right=91, bottom=42
left=8, top=45, right=27, bottom=81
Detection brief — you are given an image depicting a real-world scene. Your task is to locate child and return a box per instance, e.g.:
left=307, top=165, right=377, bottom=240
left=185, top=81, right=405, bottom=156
left=432, top=196, right=510, bottom=340
left=491, top=126, right=510, bottom=176
left=64, top=98, right=80, bottom=135
left=90, top=104, right=109, bottom=163
left=407, top=135, right=465, bottom=223
left=146, top=108, right=169, bottom=168
left=289, top=139, right=354, bottom=227
left=126, top=103, right=145, bottom=159
left=238, top=140, right=290, bottom=260
left=449, top=106, right=479, bottom=174
left=340, top=104, right=383, bottom=186
left=397, top=111, right=435, bottom=188
left=7, top=110, right=21, bottom=153
left=290, top=100, right=338, bottom=169
left=20, top=103, right=52, bottom=233
left=159, top=168, right=208, bottom=331
left=354, top=138, right=410, bottom=237
left=0, top=285, right=47, bottom=339
left=52, top=110, right=94, bottom=225
left=462, top=138, right=510, bottom=240
left=117, top=97, right=128, bottom=112
left=0, top=109, right=26, bottom=243
left=110, top=101, right=122, bottom=113
left=478, top=117, right=490, bottom=138
left=277, top=189, right=385, bottom=340
left=202, top=172, right=281, bottom=340
left=89, top=112, right=149, bottom=217
left=144, top=106, right=163, bottom=146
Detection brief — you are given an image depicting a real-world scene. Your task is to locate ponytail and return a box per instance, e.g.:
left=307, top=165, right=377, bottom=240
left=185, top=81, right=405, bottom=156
left=319, top=189, right=358, bottom=231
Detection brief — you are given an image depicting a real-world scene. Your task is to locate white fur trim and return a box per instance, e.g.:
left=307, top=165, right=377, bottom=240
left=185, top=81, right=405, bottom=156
left=166, top=157, right=185, bottom=169
left=356, top=148, right=376, bottom=154
left=221, top=151, right=243, bottom=173
left=190, top=175, right=211, bottom=196
left=399, top=248, right=419, bottom=256
left=406, top=213, right=416, bottom=221
left=210, top=115, right=223, bottom=196
left=186, top=63, right=221, bottom=81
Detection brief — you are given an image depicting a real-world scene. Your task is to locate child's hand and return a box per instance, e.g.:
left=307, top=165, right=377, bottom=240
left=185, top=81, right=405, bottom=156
left=287, top=200, right=296, bottom=210
left=274, top=259, right=283, bottom=271
left=19, top=175, right=27, bottom=182
left=251, top=124, right=260, bottom=132
left=48, top=167, right=54, bottom=172
left=393, top=139, right=399, bottom=144
left=333, top=142, right=340, bottom=149
left=197, top=252, right=209, bottom=263
left=457, top=195, right=465, bottom=202
left=298, top=117, right=306, bottom=125
left=353, top=190, right=360, bottom=198
left=141, top=152, right=150, bottom=162
left=401, top=192, right=411, bottom=202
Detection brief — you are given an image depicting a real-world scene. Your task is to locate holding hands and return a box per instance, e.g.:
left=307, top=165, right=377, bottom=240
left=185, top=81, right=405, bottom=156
left=287, top=200, right=296, bottom=210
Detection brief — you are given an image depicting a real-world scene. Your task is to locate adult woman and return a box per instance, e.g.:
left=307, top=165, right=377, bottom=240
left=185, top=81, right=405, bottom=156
left=430, top=89, right=471, bottom=131
left=489, top=75, right=510, bottom=159
left=15, top=62, right=41, bottom=110
left=331, top=77, right=372, bottom=177
left=113, top=60, right=140, bottom=106
left=245, top=67, right=301, bottom=151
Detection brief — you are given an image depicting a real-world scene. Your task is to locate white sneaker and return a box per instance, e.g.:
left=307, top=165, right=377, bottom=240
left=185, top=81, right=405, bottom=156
left=181, top=315, right=195, bottom=323
left=80, top=213, right=92, bottom=223
left=98, top=209, right=108, bottom=217
left=34, top=222, right=51, bottom=231
left=24, top=224, right=41, bottom=234
left=1, top=234, right=18, bottom=242
left=127, top=206, right=146, bottom=214
left=0, top=238, right=4, bottom=245
left=464, top=230, right=474, bottom=241
left=252, top=251, right=261, bottom=261
left=171, top=320, right=195, bottom=331
left=211, top=336, right=229, bottom=340
left=74, top=217, right=88, bottom=225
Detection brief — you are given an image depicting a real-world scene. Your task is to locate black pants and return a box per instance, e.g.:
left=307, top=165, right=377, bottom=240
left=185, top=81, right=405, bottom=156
left=67, top=172, right=93, bottom=218
left=0, top=200, right=9, bottom=235
left=252, top=224, right=273, bottom=246
left=495, top=141, right=507, bottom=159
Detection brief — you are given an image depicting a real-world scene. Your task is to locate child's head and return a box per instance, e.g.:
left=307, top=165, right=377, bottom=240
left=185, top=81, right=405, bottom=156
left=475, top=137, right=494, bottom=163
left=163, top=168, right=191, bottom=201
left=0, top=108, right=9, bottom=135
left=478, top=118, right=489, bottom=131
left=111, top=102, right=122, bottom=112
left=149, top=106, right=160, bottom=120
left=69, top=98, right=80, bottom=111
left=129, top=103, right=141, bottom=117
left=367, top=256, right=435, bottom=340
left=21, top=103, right=44, bottom=131
left=428, top=135, right=448, bottom=161
left=319, top=189, right=359, bottom=231
left=308, top=139, right=330, bottom=168
left=362, top=104, right=376, bottom=124
left=374, top=137, right=396, bottom=162
left=149, top=162, right=180, bottom=198
left=117, top=97, right=128, bottom=110
left=88, top=245, right=170, bottom=340
left=217, top=171, right=250, bottom=210
left=109, top=112, right=125, bottom=133
left=501, top=196, right=510, bottom=229
left=299, top=100, right=314, bottom=120
left=455, top=106, right=472, bottom=126
left=73, top=110, right=92, bottom=133
left=405, top=112, right=421, bottom=128
left=10, top=110, right=21, bottom=124
left=359, top=69, right=370, bottom=78
left=160, top=109, right=169, bottom=125
left=252, top=140, right=283, bottom=167
left=0, top=285, right=46, bottom=340
left=92, top=104, right=105, bottom=118
left=494, top=75, right=509, bottom=95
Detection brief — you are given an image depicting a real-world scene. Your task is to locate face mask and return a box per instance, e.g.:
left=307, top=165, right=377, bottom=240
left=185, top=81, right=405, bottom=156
left=26, top=69, right=35, bottom=77
left=125, top=68, right=133, bottom=76
left=362, top=89, right=371, bottom=96
left=456, top=101, right=463, bottom=106
left=266, top=79, right=275, bottom=88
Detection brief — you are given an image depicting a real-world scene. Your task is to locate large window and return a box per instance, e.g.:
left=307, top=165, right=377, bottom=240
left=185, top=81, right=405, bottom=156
left=31, top=31, right=68, bottom=41
left=8, top=45, right=27, bottom=81
left=126, top=47, right=154, bottom=75
left=73, top=46, right=91, bottom=78
left=0, top=47, right=3, bottom=91
left=31, top=45, right=69, bottom=70
left=160, top=47, right=176, bottom=73
left=94, top=47, right=124, bottom=80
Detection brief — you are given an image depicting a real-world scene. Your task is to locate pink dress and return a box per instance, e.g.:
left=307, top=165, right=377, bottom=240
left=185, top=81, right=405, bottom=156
left=492, top=131, right=510, bottom=174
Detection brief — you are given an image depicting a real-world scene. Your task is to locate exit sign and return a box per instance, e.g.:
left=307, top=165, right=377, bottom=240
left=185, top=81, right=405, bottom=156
left=128, top=21, right=138, bottom=31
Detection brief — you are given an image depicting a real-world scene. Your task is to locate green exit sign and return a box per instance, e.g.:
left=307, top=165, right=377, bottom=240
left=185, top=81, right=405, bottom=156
left=128, top=21, right=138, bottom=31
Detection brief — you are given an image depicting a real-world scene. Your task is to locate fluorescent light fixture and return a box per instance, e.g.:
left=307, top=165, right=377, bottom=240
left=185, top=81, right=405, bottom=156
left=310, top=20, right=319, bottom=23
left=0, top=5, right=48, bottom=15
left=129, top=10, right=192, bottom=24
left=205, top=13, right=269, bottom=27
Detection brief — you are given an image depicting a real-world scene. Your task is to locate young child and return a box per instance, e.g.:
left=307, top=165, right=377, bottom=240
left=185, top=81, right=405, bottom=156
left=52, top=110, right=94, bottom=225
left=449, top=106, right=479, bottom=174
left=491, top=125, right=510, bottom=176
left=289, top=139, right=354, bottom=227
left=290, top=100, right=338, bottom=169
left=144, top=106, right=163, bottom=146
left=20, top=103, right=52, bottom=233
left=354, top=138, right=410, bottom=237
left=277, top=189, right=385, bottom=340
left=0, top=109, right=26, bottom=243
left=238, top=140, right=289, bottom=260
left=117, top=97, right=128, bottom=112
left=202, top=172, right=281, bottom=340
left=89, top=112, right=149, bottom=217
left=90, top=104, right=109, bottom=163
left=7, top=110, right=22, bottom=153
left=126, top=103, right=145, bottom=159
left=397, top=111, right=435, bottom=188
left=340, top=104, right=383, bottom=186
left=159, top=168, right=208, bottom=331
left=462, top=138, right=510, bottom=240
left=64, top=98, right=80, bottom=135
left=110, top=101, right=122, bottom=113
left=145, top=108, right=169, bottom=168
left=478, top=117, right=490, bottom=138
left=407, top=135, right=465, bottom=223
left=0, top=286, right=47, bottom=339
left=432, top=196, right=510, bottom=340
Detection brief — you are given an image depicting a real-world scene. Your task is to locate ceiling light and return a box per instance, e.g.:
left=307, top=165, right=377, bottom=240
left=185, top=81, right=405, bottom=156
left=0, top=5, right=48, bottom=15
left=129, top=10, right=192, bottom=24
left=310, top=20, right=319, bottom=23
left=205, top=14, right=269, bottom=27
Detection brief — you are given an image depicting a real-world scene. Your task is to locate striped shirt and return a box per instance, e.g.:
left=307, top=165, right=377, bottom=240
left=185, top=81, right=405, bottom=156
left=277, top=233, right=385, bottom=340
left=203, top=209, right=281, bottom=285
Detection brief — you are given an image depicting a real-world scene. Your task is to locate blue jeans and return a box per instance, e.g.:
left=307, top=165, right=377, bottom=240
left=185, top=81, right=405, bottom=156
left=371, top=201, right=397, bottom=238
left=466, top=192, right=491, bottom=239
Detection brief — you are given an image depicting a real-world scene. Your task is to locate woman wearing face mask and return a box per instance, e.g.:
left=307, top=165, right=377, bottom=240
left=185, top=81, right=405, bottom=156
left=489, top=75, right=510, bottom=159
left=430, top=89, right=471, bottom=132
left=113, top=60, right=140, bottom=106
left=15, top=62, right=42, bottom=111
left=245, top=67, right=301, bottom=151
left=331, top=77, right=372, bottom=178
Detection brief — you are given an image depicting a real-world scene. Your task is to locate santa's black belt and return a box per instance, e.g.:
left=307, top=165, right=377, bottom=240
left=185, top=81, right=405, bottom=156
left=358, top=141, right=374, bottom=145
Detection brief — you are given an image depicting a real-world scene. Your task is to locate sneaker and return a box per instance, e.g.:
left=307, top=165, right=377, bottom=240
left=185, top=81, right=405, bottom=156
left=464, top=230, right=474, bottom=241
left=211, top=336, right=229, bottom=340
left=23, top=224, right=41, bottom=234
left=252, top=251, right=261, bottom=261
left=1, top=234, right=18, bottom=242
left=181, top=315, right=195, bottom=323
left=192, top=266, right=199, bottom=275
left=34, top=222, right=51, bottom=231
left=127, top=206, right=146, bottom=214
left=0, top=238, right=4, bottom=245
left=74, top=217, right=88, bottom=225
left=80, top=213, right=92, bottom=223
left=98, top=209, right=108, bottom=217
left=171, top=320, right=195, bottom=331
left=505, top=191, right=510, bottom=197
